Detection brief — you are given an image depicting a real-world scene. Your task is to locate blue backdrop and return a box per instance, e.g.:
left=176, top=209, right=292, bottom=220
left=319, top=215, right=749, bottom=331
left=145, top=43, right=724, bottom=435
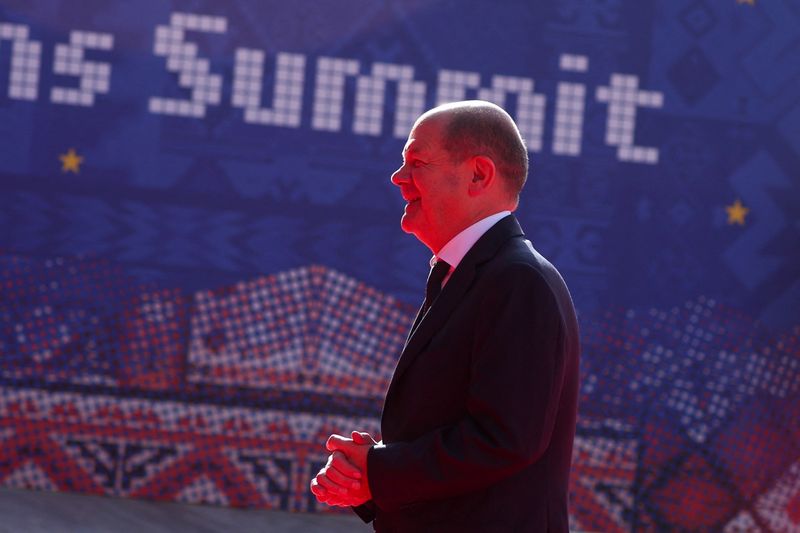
left=1, top=1, right=799, bottom=531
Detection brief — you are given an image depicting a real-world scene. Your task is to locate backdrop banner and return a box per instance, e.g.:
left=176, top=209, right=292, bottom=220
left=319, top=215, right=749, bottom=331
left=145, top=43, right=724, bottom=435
left=1, top=1, right=798, bottom=531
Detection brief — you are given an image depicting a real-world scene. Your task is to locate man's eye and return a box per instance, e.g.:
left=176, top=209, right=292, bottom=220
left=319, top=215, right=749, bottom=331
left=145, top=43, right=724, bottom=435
left=412, top=160, right=424, bottom=168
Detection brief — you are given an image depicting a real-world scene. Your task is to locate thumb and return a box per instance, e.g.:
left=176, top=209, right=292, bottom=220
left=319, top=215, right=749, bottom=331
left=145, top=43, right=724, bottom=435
left=325, top=433, right=350, bottom=452
left=352, top=431, right=377, bottom=445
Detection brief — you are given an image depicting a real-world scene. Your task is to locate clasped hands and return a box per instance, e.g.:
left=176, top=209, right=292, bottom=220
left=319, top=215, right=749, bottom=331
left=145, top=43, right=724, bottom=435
left=310, top=431, right=377, bottom=507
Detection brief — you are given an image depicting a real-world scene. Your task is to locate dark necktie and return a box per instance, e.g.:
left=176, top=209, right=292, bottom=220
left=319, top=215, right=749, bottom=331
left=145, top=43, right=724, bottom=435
left=424, top=259, right=451, bottom=313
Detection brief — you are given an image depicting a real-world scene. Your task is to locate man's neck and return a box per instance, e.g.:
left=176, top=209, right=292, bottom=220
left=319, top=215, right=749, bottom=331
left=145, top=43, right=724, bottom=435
left=430, top=206, right=514, bottom=254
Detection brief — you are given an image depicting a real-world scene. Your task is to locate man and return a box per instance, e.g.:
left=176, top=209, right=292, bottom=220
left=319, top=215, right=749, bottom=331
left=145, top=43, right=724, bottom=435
left=310, top=101, right=580, bottom=532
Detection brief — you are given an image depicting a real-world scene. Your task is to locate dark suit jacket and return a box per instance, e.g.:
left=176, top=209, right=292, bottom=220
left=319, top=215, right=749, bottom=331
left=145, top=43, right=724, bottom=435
left=354, top=215, right=580, bottom=532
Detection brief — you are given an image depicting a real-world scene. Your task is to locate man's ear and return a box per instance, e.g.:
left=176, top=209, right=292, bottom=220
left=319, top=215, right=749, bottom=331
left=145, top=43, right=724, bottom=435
left=468, top=155, right=497, bottom=196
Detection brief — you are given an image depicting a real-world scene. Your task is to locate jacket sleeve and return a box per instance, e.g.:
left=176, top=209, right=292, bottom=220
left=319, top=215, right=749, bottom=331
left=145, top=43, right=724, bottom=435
left=366, top=263, right=570, bottom=512
left=351, top=500, right=376, bottom=523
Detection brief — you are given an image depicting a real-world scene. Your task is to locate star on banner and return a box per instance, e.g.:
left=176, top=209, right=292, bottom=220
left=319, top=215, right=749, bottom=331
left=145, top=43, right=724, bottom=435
left=60, top=148, right=83, bottom=174
left=736, top=0, right=755, bottom=5
left=726, top=199, right=749, bottom=225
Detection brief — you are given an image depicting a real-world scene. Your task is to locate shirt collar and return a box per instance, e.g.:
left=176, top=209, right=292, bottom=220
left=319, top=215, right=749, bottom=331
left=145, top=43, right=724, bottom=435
left=431, top=211, right=511, bottom=269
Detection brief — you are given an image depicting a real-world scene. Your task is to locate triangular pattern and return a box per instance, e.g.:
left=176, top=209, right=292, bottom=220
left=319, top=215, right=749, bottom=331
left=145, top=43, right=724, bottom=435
left=226, top=448, right=294, bottom=509
left=723, top=512, right=762, bottom=532
left=755, top=459, right=800, bottom=533
left=1, top=461, right=58, bottom=491
left=53, top=434, right=186, bottom=497
left=186, top=264, right=415, bottom=396
left=175, top=475, right=230, bottom=506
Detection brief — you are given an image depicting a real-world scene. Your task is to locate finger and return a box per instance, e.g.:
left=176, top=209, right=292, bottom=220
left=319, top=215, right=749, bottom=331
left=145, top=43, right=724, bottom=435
left=311, top=477, right=354, bottom=507
left=310, top=477, right=333, bottom=497
left=326, top=434, right=352, bottom=452
left=351, top=431, right=366, bottom=445
left=313, top=484, right=350, bottom=508
left=323, top=452, right=350, bottom=476
left=324, top=453, right=360, bottom=481
left=315, top=489, right=344, bottom=507
left=323, top=494, right=349, bottom=507
left=325, top=461, right=362, bottom=490
left=319, top=491, right=355, bottom=508
left=330, top=450, right=362, bottom=479
left=315, top=470, right=350, bottom=496
left=352, top=431, right=377, bottom=445
left=310, top=479, right=329, bottom=501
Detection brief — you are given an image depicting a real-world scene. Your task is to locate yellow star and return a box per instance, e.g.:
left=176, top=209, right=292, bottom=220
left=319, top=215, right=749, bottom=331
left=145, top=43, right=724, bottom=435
left=726, top=199, right=749, bottom=225
left=60, top=148, right=83, bottom=174
left=737, top=0, right=755, bottom=5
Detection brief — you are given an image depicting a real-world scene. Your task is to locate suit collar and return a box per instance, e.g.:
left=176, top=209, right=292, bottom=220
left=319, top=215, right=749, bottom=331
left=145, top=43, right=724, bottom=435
left=435, top=210, right=512, bottom=273
left=389, top=214, right=524, bottom=390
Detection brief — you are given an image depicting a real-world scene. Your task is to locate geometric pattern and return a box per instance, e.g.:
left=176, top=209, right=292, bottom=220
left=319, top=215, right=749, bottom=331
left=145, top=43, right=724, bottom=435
left=577, top=298, right=800, bottom=532
left=188, top=265, right=410, bottom=397
left=0, top=385, right=381, bottom=511
left=569, top=419, right=639, bottom=533
left=757, top=460, right=800, bottom=533
left=0, top=252, right=414, bottom=402
left=2, top=260, right=799, bottom=532
left=0, top=253, right=415, bottom=513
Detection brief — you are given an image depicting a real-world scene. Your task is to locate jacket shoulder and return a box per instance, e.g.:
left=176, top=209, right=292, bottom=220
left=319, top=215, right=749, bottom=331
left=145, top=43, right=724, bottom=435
left=480, top=237, right=578, bottom=328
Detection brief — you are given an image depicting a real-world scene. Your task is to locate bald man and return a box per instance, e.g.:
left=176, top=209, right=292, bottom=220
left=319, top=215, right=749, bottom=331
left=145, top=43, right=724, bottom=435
left=311, top=101, right=580, bottom=532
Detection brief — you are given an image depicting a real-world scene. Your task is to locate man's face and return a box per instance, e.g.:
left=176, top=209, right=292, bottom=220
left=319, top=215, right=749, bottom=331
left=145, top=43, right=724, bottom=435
left=390, top=117, right=471, bottom=252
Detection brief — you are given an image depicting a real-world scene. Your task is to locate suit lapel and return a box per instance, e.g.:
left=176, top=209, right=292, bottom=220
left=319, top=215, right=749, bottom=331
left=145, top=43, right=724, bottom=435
left=387, top=215, right=525, bottom=395
left=403, top=303, right=426, bottom=348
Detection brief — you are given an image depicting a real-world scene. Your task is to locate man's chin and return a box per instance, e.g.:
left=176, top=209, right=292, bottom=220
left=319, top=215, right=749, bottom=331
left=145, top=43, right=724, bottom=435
left=400, top=215, right=415, bottom=235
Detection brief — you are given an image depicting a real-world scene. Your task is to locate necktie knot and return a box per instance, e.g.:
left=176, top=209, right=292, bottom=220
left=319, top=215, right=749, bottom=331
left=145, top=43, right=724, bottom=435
left=424, top=259, right=450, bottom=312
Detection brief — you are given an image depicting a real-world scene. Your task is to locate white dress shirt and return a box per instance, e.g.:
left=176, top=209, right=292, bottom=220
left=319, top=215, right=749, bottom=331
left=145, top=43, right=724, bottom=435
left=432, top=211, right=511, bottom=287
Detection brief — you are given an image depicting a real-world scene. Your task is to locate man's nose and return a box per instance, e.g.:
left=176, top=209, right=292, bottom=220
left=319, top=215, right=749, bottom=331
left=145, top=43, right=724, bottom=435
left=391, top=165, right=409, bottom=186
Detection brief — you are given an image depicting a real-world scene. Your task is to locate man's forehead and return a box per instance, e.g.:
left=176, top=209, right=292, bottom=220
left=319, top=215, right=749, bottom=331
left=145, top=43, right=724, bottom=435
left=402, top=117, right=445, bottom=155
left=402, top=137, right=419, bottom=155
